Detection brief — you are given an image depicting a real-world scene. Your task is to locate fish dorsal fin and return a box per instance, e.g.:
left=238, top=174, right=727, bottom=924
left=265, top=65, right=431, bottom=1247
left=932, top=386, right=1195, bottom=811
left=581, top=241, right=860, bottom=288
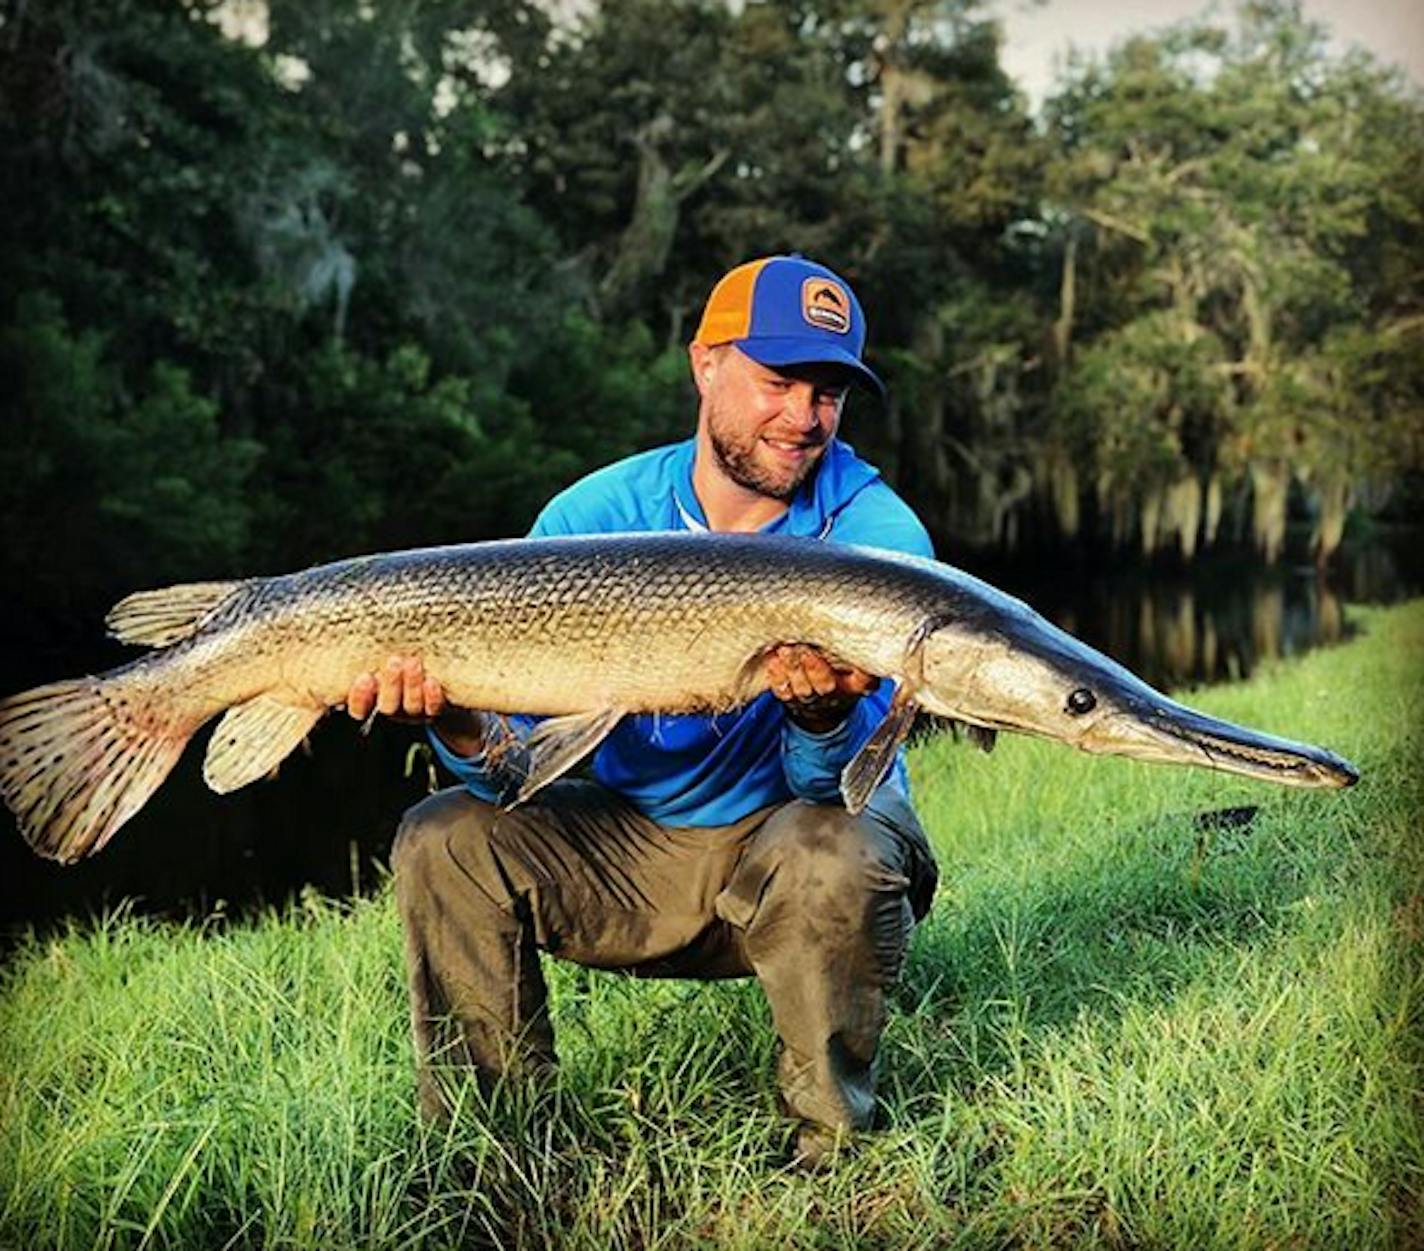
left=840, top=684, right=921, bottom=815
left=510, top=707, right=625, bottom=807
left=203, top=696, right=324, bottom=794
left=107, top=581, right=246, bottom=647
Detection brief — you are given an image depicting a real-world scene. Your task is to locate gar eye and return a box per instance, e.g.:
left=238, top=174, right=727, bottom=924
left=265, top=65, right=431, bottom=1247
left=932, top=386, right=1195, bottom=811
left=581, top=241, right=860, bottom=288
left=1066, top=688, right=1097, bottom=715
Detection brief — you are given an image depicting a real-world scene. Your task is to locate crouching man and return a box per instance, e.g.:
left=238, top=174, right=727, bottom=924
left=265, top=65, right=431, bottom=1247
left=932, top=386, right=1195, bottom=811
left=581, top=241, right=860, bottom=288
left=350, top=256, right=939, bottom=1165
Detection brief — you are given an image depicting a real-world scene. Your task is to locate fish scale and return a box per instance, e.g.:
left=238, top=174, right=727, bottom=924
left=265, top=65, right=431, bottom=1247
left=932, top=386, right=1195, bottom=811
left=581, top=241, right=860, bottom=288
left=144, top=536, right=901, bottom=722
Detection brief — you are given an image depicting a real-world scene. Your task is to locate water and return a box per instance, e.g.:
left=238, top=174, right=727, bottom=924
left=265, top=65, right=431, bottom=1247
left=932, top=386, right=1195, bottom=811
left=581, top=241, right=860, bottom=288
left=1, top=529, right=1419, bottom=936
left=978, top=532, right=1421, bottom=693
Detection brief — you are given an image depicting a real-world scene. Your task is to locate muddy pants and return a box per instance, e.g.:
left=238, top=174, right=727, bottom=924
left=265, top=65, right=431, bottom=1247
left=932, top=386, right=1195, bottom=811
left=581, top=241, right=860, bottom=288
left=391, top=780, right=937, bottom=1135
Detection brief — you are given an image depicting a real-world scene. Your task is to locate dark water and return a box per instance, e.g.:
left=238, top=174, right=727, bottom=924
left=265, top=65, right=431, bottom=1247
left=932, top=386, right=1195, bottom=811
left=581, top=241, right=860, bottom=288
left=980, top=530, right=1423, bottom=694
left=1, top=528, right=1419, bottom=937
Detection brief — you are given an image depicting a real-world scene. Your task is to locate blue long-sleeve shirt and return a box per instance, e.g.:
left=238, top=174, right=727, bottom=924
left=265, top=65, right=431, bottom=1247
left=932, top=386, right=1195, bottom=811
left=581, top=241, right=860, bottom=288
left=429, top=437, right=934, bottom=825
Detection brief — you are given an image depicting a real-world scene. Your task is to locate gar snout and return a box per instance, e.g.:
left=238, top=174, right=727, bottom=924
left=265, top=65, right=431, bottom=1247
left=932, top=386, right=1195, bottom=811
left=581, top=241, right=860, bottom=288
left=1086, top=696, right=1361, bottom=789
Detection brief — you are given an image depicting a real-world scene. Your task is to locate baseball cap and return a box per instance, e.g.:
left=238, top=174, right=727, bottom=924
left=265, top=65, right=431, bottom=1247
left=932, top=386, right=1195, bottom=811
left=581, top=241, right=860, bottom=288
left=692, top=255, right=885, bottom=395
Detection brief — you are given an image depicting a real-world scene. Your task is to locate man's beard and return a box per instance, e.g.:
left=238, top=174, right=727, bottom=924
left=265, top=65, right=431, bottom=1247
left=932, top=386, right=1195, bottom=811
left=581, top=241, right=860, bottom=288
left=707, top=411, right=825, bottom=503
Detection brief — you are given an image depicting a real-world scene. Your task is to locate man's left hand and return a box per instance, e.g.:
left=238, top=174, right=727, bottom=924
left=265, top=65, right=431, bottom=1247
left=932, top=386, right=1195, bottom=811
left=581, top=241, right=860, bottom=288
left=765, top=644, right=880, bottom=734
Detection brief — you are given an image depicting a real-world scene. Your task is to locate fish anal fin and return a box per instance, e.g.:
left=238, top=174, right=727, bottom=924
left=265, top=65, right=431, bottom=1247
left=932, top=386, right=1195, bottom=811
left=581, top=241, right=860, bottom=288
left=510, top=707, right=624, bottom=807
left=840, top=686, right=921, bottom=815
left=203, top=697, right=324, bottom=794
left=107, top=581, right=246, bottom=648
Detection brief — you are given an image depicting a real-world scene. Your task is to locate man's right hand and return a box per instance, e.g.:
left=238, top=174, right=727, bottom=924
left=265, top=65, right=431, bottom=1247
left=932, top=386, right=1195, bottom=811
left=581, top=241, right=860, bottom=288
left=345, top=656, right=488, bottom=757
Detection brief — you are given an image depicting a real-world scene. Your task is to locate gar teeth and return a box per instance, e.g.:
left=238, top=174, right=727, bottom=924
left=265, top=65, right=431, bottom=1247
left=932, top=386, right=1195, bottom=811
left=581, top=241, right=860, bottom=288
left=1202, top=739, right=1305, bottom=770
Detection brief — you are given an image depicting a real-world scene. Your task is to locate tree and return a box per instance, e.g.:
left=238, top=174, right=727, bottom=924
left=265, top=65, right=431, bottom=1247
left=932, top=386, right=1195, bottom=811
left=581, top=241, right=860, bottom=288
left=0, top=294, right=258, bottom=616
left=1042, top=1, right=1424, bottom=561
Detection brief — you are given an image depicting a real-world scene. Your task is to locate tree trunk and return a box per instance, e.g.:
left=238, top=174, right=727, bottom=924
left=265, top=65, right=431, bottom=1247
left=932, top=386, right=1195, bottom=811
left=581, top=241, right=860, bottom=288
left=598, top=115, right=727, bottom=318
left=876, top=0, right=914, bottom=174
left=1097, top=473, right=1133, bottom=549
left=1241, top=269, right=1272, bottom=370
left=902, top=311, right=954, bottom=534
left=1046, top=450, right=1079, bottom=539
left=1162, top=473, right=1202, bottom=558
left=1052, top=231, right=1077, bottom=367
left=1203, top=473, right=1224, bottom=547
left=1140, top=488, right=1162, bottom=557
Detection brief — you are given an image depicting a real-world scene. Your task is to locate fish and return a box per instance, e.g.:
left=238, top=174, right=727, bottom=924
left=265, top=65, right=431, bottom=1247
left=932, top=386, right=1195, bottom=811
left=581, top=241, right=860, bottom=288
left=0, top=532, right=1359, bottom=863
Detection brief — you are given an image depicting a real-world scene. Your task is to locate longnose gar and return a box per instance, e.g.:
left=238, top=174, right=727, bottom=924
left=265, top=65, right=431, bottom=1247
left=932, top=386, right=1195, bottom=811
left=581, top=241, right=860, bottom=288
left=0, top=533, right=1358, bottom=862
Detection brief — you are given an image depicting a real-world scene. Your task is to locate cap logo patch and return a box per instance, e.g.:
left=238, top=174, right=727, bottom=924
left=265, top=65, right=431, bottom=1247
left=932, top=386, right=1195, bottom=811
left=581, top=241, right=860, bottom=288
left=801, top=278, right=851, bottom=334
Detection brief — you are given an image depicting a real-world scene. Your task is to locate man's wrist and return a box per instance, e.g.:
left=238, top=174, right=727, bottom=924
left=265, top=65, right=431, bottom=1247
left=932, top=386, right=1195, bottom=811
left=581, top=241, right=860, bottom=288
left=785, top=699, right=853, bottom=735
left=430, top=707, right=487, bottom=758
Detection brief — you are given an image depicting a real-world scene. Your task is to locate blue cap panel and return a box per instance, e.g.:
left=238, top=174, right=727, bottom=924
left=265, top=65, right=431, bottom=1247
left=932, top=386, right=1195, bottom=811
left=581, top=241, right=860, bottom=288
left=747, top=258, right=867, bottom=355
left=736, top=256, right=882, bottom=393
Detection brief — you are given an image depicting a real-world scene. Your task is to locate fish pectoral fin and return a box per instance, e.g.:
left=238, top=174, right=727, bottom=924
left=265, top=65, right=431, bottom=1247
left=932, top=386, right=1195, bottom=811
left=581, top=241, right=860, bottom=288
left=203, top=697, right=325, bottom=794
left=510, top=707, right=625, bottom=807
left=732, top=642, right=856, bottom=706
left=840, top=685, right=921, bottom=815
left=106, top=581, right=247, bottom=647
left=732, top=646, right=778, bottom=703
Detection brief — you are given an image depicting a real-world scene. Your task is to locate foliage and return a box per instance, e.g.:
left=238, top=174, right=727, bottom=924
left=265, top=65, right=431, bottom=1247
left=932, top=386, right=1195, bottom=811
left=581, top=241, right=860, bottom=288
left=2, top=600, right=1420, bottom=1248
left=1043, top=1, right=1424, bottom=558
left=0, top=0, right=686, bottom=627
left=0, top=293, right=259, bottom=605
left=1, top=0, right=1421, bottom=649
left=1056, top=312, right=1233, bottom=482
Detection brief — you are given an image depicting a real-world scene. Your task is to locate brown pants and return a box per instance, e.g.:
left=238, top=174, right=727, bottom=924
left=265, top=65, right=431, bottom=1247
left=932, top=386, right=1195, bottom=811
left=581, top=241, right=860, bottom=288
left=391, top=780, right=937, bottom=1134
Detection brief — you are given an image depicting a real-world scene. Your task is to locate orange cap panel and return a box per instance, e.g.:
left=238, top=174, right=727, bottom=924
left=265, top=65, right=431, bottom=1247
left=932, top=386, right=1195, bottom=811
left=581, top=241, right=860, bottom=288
left=692, top=258, right=771, bottom=345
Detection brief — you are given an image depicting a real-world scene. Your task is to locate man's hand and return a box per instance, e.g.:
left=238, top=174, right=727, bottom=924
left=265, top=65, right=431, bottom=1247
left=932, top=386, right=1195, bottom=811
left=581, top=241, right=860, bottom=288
left=347, top=656, right=446, bottom=722
left=765, top=644, right=879, bottom=734
left=345, top=656, right=487, bottom=757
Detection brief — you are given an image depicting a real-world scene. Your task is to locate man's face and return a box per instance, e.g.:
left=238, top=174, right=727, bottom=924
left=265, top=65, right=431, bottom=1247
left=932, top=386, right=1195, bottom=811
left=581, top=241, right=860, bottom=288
left=693, top=345, right=850, bottom=502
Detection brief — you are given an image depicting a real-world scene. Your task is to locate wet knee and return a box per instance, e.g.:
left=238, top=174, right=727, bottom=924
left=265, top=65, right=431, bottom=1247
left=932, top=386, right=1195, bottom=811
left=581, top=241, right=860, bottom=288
left=743, top=807, right=916, bottom=983
left=775, top=807, right=909, bottom=906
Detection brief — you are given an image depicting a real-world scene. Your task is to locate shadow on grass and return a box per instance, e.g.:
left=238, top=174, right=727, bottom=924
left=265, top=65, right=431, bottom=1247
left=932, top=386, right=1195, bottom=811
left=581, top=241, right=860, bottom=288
left=883, top=805, right=1307, bottom=1097
left=400, top=801, right=1318, bottom=1247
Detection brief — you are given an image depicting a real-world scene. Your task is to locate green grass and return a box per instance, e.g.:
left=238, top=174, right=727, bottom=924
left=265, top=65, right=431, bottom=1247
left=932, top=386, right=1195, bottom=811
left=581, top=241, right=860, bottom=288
left=2, top=602, right=1421, bottom=1250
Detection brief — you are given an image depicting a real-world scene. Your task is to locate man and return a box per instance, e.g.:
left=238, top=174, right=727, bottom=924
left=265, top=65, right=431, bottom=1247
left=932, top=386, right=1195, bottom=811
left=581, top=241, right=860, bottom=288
left=348, top=255, right=939, bottom=1165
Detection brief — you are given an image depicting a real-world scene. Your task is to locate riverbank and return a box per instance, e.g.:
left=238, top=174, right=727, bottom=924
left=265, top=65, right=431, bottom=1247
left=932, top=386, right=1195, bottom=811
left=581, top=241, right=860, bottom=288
left=2, top=601, right=1420, bottom=1249
left=10, top=529, right=1420, bottom=936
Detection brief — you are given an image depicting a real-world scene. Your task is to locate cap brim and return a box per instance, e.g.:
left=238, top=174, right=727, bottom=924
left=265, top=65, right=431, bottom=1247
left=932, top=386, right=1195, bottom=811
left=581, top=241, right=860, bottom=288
left=735, top=337, right=886, bottom=396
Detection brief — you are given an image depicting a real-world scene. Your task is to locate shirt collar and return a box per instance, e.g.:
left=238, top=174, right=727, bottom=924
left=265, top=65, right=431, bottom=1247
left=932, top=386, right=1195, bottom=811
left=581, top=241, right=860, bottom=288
left=670, top=437, right=864, bottom=540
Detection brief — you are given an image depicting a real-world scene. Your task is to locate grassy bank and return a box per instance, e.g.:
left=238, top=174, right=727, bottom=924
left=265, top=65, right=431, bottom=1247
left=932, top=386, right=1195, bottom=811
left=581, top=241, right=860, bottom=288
left=2, top=603, right=1421, bottom=1250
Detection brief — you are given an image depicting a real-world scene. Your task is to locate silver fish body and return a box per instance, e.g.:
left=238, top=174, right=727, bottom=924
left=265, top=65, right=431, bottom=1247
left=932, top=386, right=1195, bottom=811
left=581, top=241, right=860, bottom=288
left=0, top=532, right=1358, bottom=863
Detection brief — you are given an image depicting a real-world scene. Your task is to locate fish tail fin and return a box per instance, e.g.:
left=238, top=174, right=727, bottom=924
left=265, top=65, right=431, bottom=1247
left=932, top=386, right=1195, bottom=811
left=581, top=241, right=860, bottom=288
left=0, top=677, right=192, bottom=862
left=106, top=580, right=247, bottom=647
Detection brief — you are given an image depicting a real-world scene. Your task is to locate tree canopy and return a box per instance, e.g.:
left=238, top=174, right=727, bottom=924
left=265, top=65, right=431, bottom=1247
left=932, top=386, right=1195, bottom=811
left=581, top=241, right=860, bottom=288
left=2, top=0, right=1419, bottom=647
